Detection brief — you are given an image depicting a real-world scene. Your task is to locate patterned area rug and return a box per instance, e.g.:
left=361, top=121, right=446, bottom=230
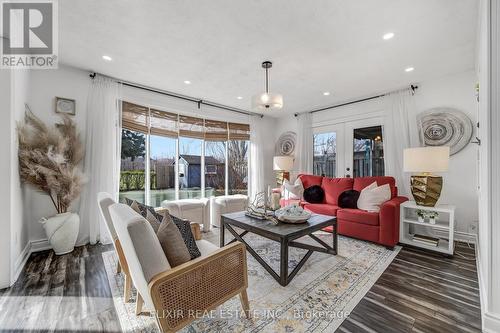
left=103, top=230, right=400, bottom=332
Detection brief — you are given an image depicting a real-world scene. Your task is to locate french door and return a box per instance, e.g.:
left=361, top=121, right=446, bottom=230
left=313, top=117, right=385, bottom=178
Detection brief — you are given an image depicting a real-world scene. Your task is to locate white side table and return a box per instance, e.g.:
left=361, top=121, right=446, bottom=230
left=399, top=201, right=456, bottom=255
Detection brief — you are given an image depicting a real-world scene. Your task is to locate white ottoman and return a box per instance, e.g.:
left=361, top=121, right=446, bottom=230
left=161, top=198, right=210, bottom=232
left=210, top=195, right=248, bottom=228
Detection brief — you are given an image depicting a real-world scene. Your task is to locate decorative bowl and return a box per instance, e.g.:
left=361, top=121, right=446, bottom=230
left=275, top=205, right=311, bottom=224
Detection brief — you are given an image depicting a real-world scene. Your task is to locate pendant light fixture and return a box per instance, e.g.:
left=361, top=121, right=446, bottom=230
left=252, top=61, right=283, bottom=110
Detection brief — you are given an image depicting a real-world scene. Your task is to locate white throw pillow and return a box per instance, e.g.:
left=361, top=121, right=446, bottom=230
left=282, top=178, right=304, bottom=200
left=357, top=182, right=391, bottom=213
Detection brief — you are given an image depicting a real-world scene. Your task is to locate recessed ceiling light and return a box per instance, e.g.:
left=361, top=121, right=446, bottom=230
left=405, top=67, right=415, bottom=72
left=236, top=96, right=243, bottom=100
left=102, top=55, right=112, bottom=61
left=184, top=80, right=191, bottom=85
left=383, top=32, right=395, bottom=40
left=323, top=92, right=331, bottom=96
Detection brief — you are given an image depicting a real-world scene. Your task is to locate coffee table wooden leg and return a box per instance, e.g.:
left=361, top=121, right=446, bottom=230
left=219, top=218, right=225, bottom=247
left=333, top=223, right=338, bottom=254
left=280, top=238, right=288, bottom=286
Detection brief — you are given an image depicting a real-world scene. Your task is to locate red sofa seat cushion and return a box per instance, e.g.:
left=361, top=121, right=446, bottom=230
left=321, top=177, right=354, bottom=205
left=337, top=208, right=379, bottom=226
left=298, top=174, right=323, bottom=189
left=303, top=203, right=339, bottom=216
left=353, top=176, right=397, bottom=198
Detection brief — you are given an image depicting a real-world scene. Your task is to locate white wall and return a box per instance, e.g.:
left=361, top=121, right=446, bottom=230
left=413, top=71, right=479, bottom=235
left=0, top=69, right=13, bottom=288
left=274, top=70, right=478, bottom=235
left=0, top=68, right=31, bottom=289
left=10, top=69, right=31, bottom=283
left=476, top=0, right=500, bottom=331
left=27, top=65, right=89, bottom=245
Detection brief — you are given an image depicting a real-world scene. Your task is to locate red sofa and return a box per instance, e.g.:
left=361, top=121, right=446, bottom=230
left=281, top=174, right=408, bottom=248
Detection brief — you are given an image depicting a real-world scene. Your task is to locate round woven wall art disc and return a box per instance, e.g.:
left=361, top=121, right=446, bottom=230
left=417, top=107, right=473, bottom=155
left=276, top=131, right=297, bottom=156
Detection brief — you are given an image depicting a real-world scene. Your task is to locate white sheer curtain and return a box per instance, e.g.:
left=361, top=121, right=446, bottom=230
left=80, top=76, right=122, bottom=245
left=296, top=113, right=313, bottom=174
left=249, top=115, right=265, bottom=199
left=384, top=89, right=420, bottom=196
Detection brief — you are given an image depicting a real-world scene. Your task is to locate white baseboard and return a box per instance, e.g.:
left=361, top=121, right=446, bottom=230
left=475, top=234, right=487, bottom=331
left=30, top=238, right=52, bottom=252
left=11, top=242, right=31, bottom=285
left=430, top=229, right=477, bottom=244
left=30, top=238, right=88, bottom=253
left=484, top=312, right=500, bottom=332
left=475, top=233, right=500, bottom=333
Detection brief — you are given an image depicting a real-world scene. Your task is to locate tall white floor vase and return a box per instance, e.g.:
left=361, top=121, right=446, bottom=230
left=40, top=213, right=80, bottom=255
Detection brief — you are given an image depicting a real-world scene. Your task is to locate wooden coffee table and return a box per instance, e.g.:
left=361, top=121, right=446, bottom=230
left=220, top=211, right=337, bottom=286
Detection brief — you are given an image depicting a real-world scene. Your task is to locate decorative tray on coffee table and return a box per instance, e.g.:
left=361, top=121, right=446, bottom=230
left=274, top=205, right=311, bottom=224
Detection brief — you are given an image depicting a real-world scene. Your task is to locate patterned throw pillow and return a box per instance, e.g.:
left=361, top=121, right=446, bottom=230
left=125, top=198, right=163, bottom=220
left=157, top=215, right=191, bottom=267
left=124, top=198, right=201, bottom=259
left=166, top=214, right=201, bottom=260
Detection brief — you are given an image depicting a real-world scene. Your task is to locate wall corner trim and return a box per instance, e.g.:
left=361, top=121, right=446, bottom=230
left=11, top=242, right=31, bottom=286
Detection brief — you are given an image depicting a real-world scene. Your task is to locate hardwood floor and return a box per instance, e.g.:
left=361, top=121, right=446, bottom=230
left=337, top=242, right=482, bottom=333
left=0, top=244, right=121, bottom=333
left=0, top=242, right=481, bottom=333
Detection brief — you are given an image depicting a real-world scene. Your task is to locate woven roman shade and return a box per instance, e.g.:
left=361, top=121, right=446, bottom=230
left=122, top=101, right=148, bottom=133
left=228, top=122, right=250, bottom=140
left=204, top=119, right=228, bottom=141
left=179, top=115, right=204, bottom=139
left=150, top=109, right=178, bottom=138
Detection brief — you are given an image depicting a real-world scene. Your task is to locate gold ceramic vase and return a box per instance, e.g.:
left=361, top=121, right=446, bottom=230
left=410, top=175, right=443, bottom=207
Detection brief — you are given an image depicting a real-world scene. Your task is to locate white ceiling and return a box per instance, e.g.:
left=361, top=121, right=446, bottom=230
left=59, top=0, right=478, bottom=117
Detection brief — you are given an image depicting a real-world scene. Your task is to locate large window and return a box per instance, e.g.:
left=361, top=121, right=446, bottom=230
left=205, top=141, right=226, bottom=197
left=313, top=132, right=336, bottom=177
left=204, top=119, right=229, bottom=197
left=119, top=129, right=147, bottom=203
left=179, top=137, right=203, bottom=199
left=119, top=102, right=148, bottom=203
left=119, top=101, right=249, bottom=206
left=353, top=125, right=384, bottom=177
left=228, top=123, right=250, bottom=196
left=149, top=135, right=176, bottom=206
left=228, top=140, right=248, bottom=195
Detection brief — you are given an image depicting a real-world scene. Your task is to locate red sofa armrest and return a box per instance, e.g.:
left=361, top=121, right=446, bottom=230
left=379, top=196, right=408, bottom=247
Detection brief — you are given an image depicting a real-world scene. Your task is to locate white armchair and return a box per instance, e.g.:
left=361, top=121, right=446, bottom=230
left=97, top=192, right=133, bottom=303
left=161, top=198, right=210, bottom=232
left=210, top=195, right=248, bottom=228
left=109, top=203, right=250, bottom=332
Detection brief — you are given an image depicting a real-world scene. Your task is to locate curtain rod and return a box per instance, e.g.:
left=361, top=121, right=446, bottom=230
left=294, top=85, right=418, bottom=117
left=89, top=72, right=264, bottom=118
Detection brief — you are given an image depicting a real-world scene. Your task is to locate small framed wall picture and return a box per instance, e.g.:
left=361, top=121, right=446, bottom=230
left=55, top=97, right=76, bottom=115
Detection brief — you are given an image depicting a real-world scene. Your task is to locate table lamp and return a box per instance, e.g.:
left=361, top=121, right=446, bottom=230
left=273, top=156, right=294, bottom=185
left=403, top=146, right=450, bottom=207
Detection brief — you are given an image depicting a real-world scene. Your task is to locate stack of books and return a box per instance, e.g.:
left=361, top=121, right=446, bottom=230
left=412, top=234, right=440, bottom=247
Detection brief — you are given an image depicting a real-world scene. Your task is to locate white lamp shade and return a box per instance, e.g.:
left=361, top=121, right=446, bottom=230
left=273, top=156, right=294, bottom=171
left=403, top=146, right=450, bottom=173
left=252, top=93, right=283, bottom=110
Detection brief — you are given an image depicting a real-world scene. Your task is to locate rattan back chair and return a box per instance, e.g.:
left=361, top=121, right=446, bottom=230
left=109, top=203, right=250, bottom=332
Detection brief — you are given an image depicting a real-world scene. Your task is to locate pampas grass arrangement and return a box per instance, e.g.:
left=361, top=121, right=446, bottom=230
left=17, top=107, right=84, bottom=214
